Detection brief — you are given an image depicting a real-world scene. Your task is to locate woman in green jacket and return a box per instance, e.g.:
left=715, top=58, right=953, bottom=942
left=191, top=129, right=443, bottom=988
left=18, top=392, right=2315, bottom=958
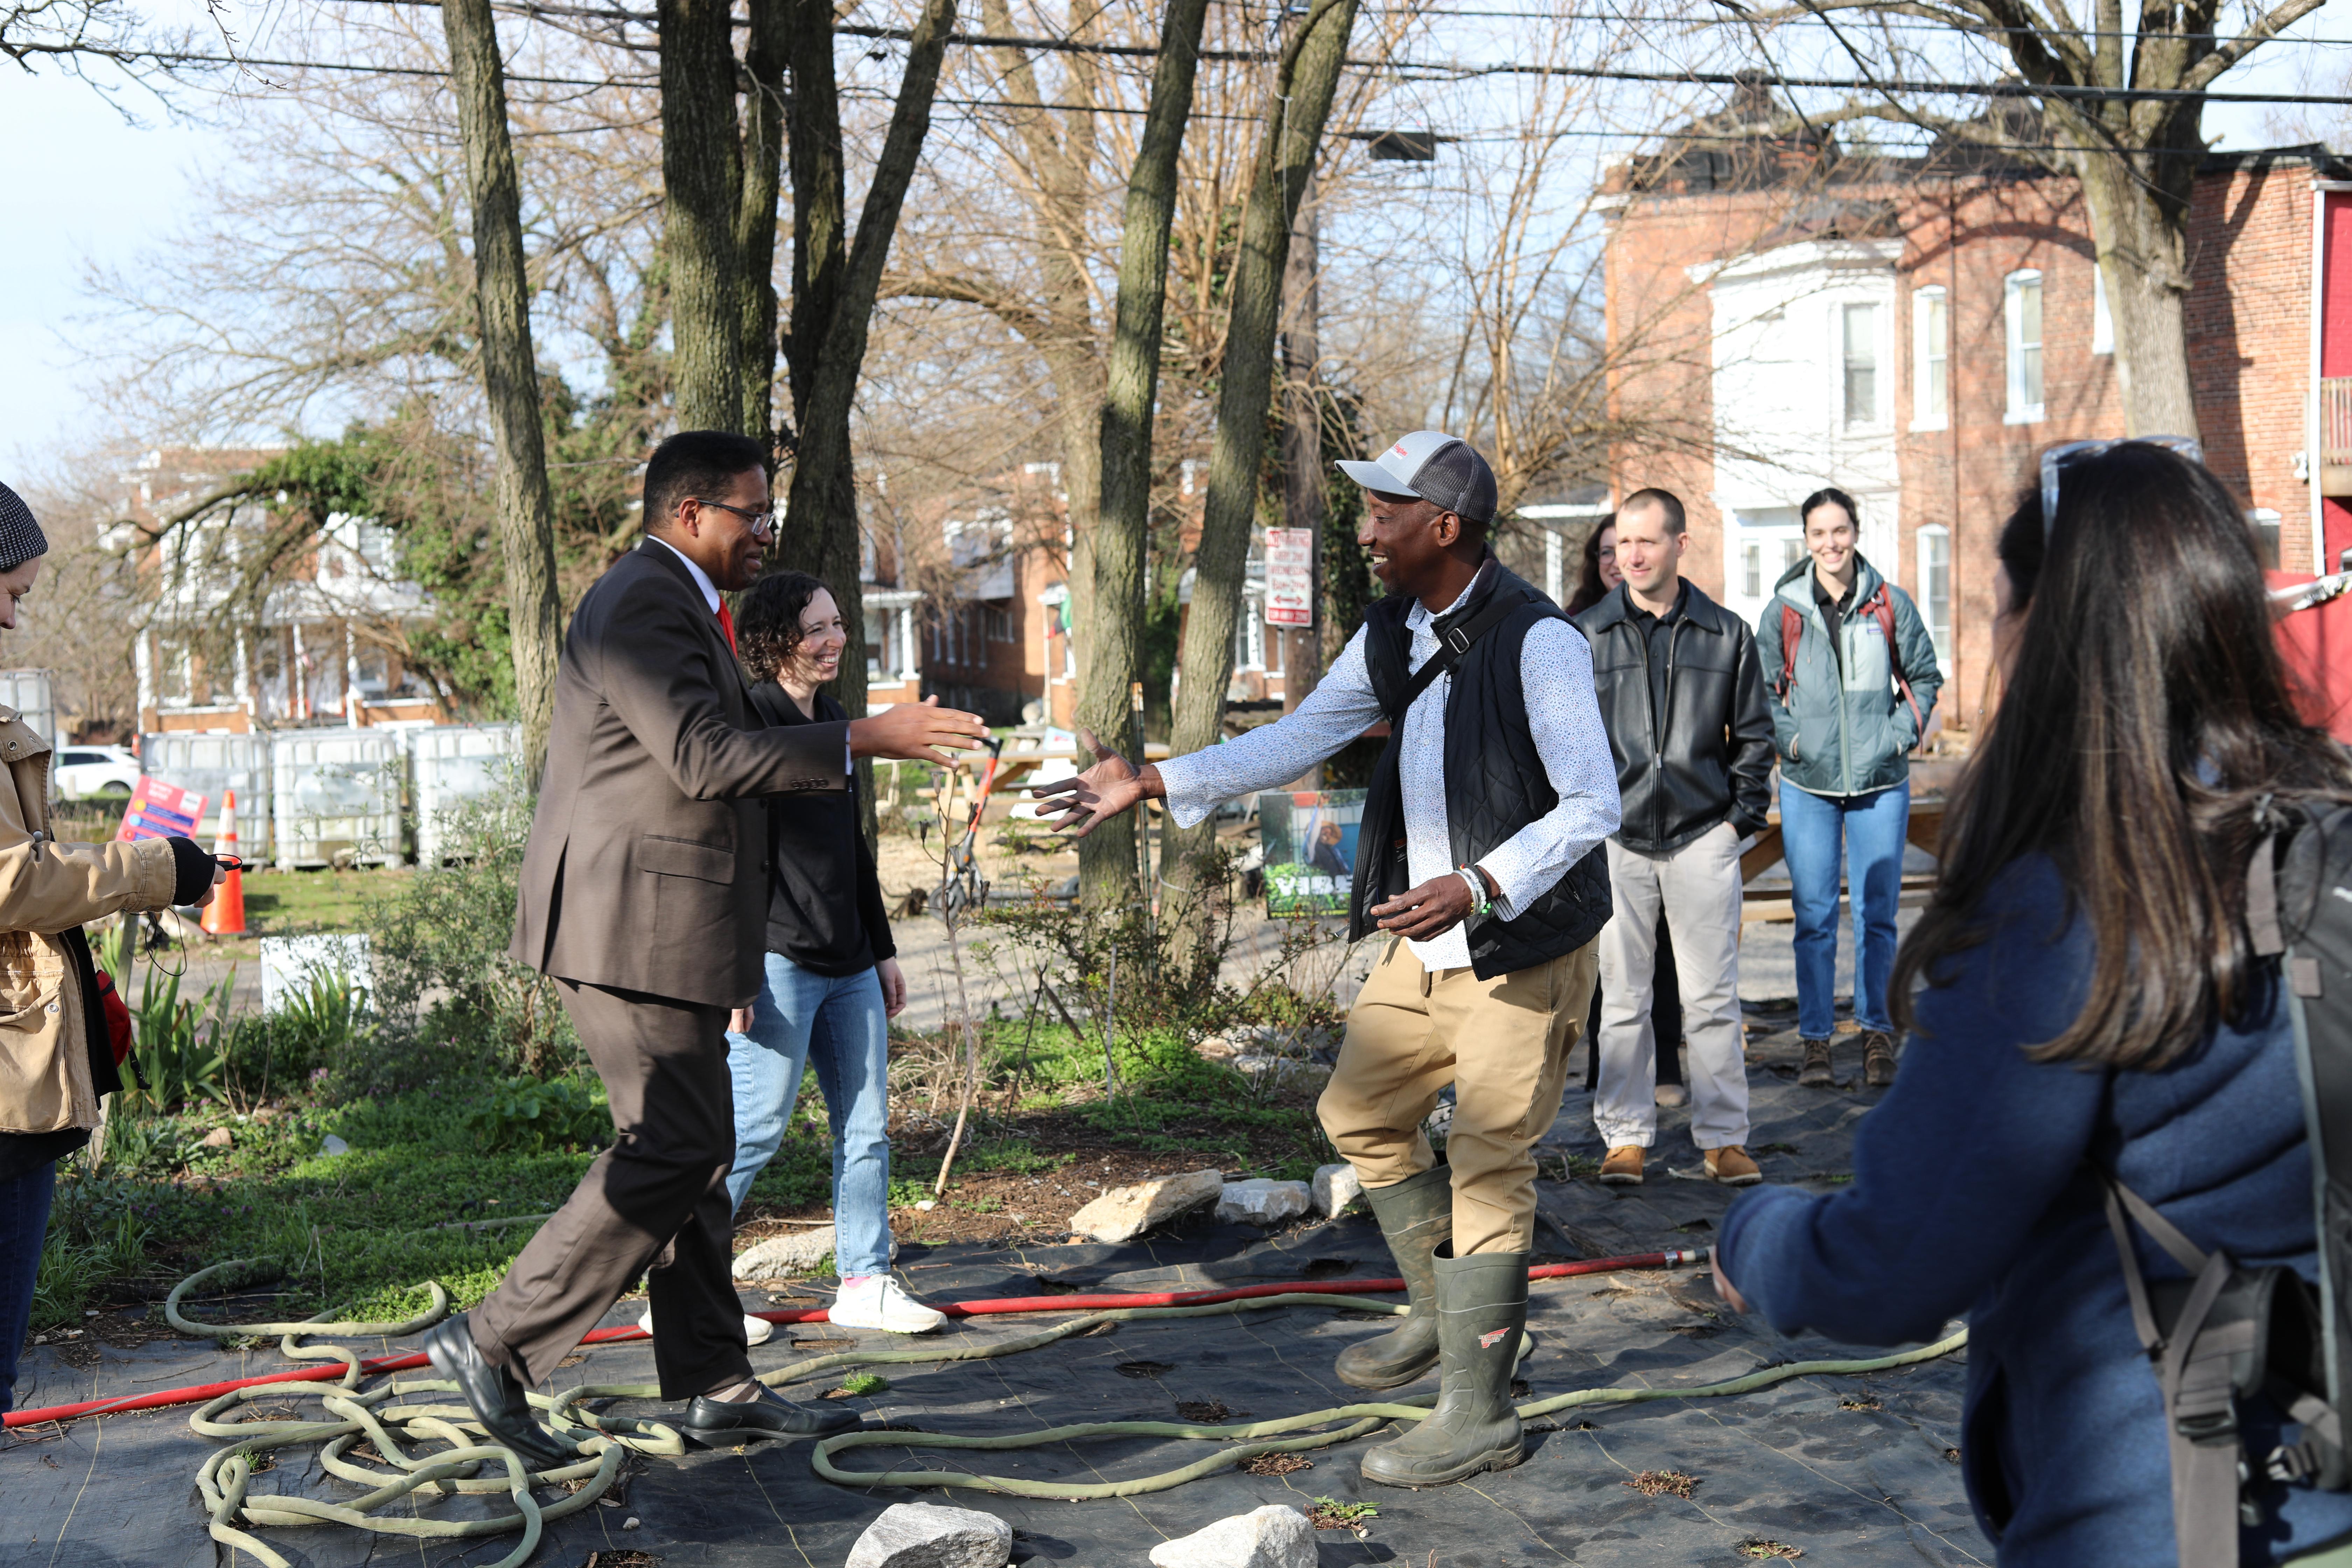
left=1755, top=489, right=1940, bottom=1090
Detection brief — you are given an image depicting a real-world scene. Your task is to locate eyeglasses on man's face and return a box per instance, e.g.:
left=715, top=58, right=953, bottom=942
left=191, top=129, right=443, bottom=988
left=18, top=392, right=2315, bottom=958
left=2039, top=436, right=2202, bottom=542
left=691, top=497, right=776, bottom=541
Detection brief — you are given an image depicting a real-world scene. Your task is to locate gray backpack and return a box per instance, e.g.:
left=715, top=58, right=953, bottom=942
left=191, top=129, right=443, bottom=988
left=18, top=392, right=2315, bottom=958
left=2100, top=799, right=2352, bottom=1566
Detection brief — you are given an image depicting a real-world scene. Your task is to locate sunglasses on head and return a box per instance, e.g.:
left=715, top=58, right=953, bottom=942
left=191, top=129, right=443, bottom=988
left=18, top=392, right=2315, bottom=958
left=2039, top=436, right=2202, bottom=542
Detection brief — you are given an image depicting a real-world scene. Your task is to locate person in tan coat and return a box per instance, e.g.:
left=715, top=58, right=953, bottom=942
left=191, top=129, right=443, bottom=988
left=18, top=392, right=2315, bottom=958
left=0, top=480, right=221, bottom=1414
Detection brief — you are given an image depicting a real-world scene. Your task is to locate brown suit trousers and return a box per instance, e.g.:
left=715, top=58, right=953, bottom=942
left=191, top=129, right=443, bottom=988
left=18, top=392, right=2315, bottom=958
left=471, top=980, right=743, bottom=1397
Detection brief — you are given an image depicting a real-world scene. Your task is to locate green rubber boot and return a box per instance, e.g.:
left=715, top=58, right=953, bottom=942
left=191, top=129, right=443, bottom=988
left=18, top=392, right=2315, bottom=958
left=1334, top=1164, right=1452, bottom=1390
left=1359, top=1245, right=1528, bottom=1488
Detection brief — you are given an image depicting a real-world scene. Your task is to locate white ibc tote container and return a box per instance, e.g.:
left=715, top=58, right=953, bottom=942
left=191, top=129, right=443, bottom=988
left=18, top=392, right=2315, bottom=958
left=138, top=731, right=272, bottom=858
left=0, top=670, right=55, bottom=751
left=407, top=723, right=521, bottom=865
left=271, top=730, right=405, bottom=869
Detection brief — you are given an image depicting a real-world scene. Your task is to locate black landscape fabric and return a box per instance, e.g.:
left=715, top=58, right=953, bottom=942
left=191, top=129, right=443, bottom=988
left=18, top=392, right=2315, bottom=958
left=2, top=1039, right=1984, bottom=1567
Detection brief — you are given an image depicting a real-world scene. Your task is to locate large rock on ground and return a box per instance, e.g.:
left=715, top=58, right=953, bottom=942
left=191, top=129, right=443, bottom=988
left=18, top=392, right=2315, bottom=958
left=732, top=1228, right=898, bottom=1281
left=1146, top=1505, right=1315, bottom=1568
left=1312, top=1162, right=1363, bottom=1216
left=844, top=1502, right=1012, bottom=1568
left=1216, top=1178, right=1311, bottom=1227
left=1066, top=1168, right=1223, bottom=1244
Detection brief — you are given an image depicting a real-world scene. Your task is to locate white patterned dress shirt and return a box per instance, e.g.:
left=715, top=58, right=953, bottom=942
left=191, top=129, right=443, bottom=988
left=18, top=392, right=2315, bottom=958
left=1158, top=576, right=1621, bottom=971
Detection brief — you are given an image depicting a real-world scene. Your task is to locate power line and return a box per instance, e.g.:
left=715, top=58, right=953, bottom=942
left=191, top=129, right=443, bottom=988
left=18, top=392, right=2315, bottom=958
left=1371, top=6, right=2352, bottom=46
left=60, top=43, right=646, bottom=86
left=837, top=24, right=2352, bottom=105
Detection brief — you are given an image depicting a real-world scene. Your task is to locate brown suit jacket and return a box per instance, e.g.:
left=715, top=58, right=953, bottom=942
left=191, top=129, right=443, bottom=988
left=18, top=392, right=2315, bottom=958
left=509, top=540, right=851, bottom=1007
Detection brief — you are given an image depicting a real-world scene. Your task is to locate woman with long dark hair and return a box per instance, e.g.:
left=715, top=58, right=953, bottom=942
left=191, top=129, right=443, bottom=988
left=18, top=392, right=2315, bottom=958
left=1713, top=443, right=2352, bottom=1563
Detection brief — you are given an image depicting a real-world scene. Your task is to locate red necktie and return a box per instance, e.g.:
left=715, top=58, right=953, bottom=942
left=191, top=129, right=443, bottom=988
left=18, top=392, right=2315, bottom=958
left=715, top=599, right=738, bottom=654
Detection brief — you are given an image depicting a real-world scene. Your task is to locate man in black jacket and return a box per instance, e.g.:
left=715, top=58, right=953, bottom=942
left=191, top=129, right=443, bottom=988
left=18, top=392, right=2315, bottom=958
left=1574, top=487, right=1774, bottom=1189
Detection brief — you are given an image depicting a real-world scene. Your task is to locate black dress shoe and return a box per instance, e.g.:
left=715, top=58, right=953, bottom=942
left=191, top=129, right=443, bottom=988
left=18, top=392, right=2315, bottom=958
left=420, top=1315, right=578, bottom=1471
left=678, top=1385, right=859, bottom=1446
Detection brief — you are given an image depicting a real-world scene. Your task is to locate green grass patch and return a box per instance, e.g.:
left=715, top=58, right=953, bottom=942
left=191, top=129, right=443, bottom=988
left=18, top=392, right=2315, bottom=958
left=35, top=1087, right=604, bottom=1331
left=237, top=868, right=413, bottom=935
left=838, top=1371, right=889, bottom=1396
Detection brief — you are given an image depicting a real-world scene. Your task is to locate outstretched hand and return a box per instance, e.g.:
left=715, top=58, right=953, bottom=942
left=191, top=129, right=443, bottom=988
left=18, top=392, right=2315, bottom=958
left=1027, top=727, right=1161, bottom=839
left=847, top=696, right=990, bottom=765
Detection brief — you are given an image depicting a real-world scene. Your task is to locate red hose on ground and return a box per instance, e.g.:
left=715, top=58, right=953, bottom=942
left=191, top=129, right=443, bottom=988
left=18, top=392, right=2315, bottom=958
left=2, top=1248, right=1702, bottom=1430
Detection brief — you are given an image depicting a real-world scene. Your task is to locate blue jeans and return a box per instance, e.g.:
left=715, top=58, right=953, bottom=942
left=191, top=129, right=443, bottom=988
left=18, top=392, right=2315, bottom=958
left=1779, top=779, right=1910, bottom=1039
left=1, top=1159, right=58, bottom=1415
left=723, top=955, right=894, bottom=1278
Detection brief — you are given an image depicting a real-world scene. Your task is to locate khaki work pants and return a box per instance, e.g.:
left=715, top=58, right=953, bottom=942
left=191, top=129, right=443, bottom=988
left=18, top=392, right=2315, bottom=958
left=1317, top=937, right=1597, bottom=1255
left=1594, top=822, right=1750, bottom=1152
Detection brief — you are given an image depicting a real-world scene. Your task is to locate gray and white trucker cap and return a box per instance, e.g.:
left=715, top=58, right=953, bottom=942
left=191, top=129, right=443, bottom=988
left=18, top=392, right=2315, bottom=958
left=1335, top=430, right=1498, bottom=526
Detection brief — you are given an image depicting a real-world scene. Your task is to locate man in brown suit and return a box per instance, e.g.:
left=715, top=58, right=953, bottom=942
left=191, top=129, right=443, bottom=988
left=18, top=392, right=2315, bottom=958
left=424, top=431, right=984, bottom=1461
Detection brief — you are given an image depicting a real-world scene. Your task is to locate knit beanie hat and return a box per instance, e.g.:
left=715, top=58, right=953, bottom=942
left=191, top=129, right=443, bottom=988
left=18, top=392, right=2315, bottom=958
left=0, top=483, right=50, bottom=573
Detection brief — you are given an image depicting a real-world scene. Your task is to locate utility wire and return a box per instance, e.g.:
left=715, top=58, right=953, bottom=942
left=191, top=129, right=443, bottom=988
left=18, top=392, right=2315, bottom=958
left=49, top=44, right=647, bottom=85
left=835, top=23, right=2352, bottom=105
left=1367, top=5, right=2352, bottom=44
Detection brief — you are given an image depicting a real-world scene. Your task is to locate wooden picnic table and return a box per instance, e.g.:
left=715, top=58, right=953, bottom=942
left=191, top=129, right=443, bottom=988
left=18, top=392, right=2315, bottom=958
left=1737, top=797, right=1944, bottom=924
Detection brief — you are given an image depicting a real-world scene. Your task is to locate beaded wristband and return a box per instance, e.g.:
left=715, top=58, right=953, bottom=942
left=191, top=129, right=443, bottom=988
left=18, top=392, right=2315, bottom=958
left=1455, top=866, right=1491, bottom=920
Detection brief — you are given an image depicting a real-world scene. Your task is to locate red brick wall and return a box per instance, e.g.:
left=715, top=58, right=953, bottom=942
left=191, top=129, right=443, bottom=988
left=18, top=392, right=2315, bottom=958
left=1608, top=159, right=2318, bottom=729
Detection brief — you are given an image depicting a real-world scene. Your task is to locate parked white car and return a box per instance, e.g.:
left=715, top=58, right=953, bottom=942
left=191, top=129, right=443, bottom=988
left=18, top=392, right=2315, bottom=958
left=53, top=746, right=140, bottom=800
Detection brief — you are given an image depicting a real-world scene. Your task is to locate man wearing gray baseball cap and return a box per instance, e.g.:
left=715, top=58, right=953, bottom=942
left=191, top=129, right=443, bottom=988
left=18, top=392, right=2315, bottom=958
left=1034, top=430, right=1620, bottom=1488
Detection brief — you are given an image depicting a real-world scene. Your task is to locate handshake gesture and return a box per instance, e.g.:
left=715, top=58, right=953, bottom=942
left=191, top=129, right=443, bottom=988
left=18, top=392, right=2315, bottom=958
left=846, top=696, right=990, bottom=765
left=1028, top=728, right=1164, bottom=838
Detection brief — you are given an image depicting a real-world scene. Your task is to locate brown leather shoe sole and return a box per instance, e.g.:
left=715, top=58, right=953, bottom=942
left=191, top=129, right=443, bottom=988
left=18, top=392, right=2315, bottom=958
left=1597, top=1147, right=1645, bottom=1185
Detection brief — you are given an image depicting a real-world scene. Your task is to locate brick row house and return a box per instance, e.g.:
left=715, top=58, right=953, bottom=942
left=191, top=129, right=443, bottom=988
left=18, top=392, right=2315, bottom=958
left=1603, top=99, right=2352, bottom=740
left=863, top=465, right=1079, bottom=728
left=119, top=448, right=448, bottom=735
left=866, top=462, right=1310, bottom=729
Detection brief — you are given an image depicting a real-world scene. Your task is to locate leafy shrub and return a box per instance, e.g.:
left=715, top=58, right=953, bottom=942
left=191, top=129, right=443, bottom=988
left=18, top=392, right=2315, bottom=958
left=31, top=1180, right=153, bottom=1331
left=336, top=782, right=576, bottom=1098
left=463, top=1074, right=609, bottom=1153
left=223, top=967, right=369, bottom=1105
left=121, top=962, right=236, bottom=1115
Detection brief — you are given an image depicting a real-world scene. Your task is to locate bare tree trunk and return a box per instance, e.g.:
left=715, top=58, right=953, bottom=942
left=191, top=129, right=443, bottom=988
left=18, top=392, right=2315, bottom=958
left=2070, top=111, right=2203, bottom=440
left=779, top=0, right=957, bottom=843
left=658, top=0, right=746, bottom=433
left=1280, top=177, right=1325, bottom=741
left=1165, top=0, right=1357, bottom=937
left=735, top=0, right=788, bottom=449
left=440, top=0, right=562, bottom=782
left=1087, top=0, right=1211, bottom=909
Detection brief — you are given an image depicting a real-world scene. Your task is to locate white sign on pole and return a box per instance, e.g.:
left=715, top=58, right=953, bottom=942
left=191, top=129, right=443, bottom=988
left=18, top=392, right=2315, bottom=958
left=1264, top=527, right=1314, bottom=627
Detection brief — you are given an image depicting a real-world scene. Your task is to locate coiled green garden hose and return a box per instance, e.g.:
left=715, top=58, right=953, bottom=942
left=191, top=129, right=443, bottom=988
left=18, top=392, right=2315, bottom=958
left=175, top=1265, right=1966, bottom=1564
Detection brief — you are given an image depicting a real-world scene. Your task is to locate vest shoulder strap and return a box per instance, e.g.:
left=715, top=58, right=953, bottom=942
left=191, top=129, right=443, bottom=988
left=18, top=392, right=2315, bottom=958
left=1376, top=584, right=1530, bottom=726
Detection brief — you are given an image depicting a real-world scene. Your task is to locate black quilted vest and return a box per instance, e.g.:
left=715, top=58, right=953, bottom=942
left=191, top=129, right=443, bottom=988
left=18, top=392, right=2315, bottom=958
left=1349, top=562, right=1613, bottom=980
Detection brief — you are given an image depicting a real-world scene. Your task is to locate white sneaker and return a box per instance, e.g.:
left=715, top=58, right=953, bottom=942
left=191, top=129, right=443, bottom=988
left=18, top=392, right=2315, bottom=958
left=637, top=1306, right=774, bottom=1347
left=828, top=1275, right=947, bottom=1335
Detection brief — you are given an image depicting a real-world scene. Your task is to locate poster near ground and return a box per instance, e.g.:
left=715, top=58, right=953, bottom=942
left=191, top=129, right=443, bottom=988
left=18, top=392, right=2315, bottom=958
left=1258, top=788, right=1365, bottom=916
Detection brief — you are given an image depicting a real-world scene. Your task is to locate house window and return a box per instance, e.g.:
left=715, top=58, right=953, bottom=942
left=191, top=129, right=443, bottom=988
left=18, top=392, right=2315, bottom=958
left=2092, top=264, right=2114, bottom=355
left=1841, top=303, right=1879, bottom=427
left=1742, top=544, right=1762, bottom=599
left=1917, top=525, right=1952, bottom=668
left=983, top=602, right=1013, bottom=643
left=2005, top=270, right=2044, bottom=422
left=1912, top=286, right=1948, bottom=429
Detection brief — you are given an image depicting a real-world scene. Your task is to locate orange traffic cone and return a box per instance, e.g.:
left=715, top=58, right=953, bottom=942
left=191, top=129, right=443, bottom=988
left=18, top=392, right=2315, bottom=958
left=201, top=789, right=247, bottom=937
